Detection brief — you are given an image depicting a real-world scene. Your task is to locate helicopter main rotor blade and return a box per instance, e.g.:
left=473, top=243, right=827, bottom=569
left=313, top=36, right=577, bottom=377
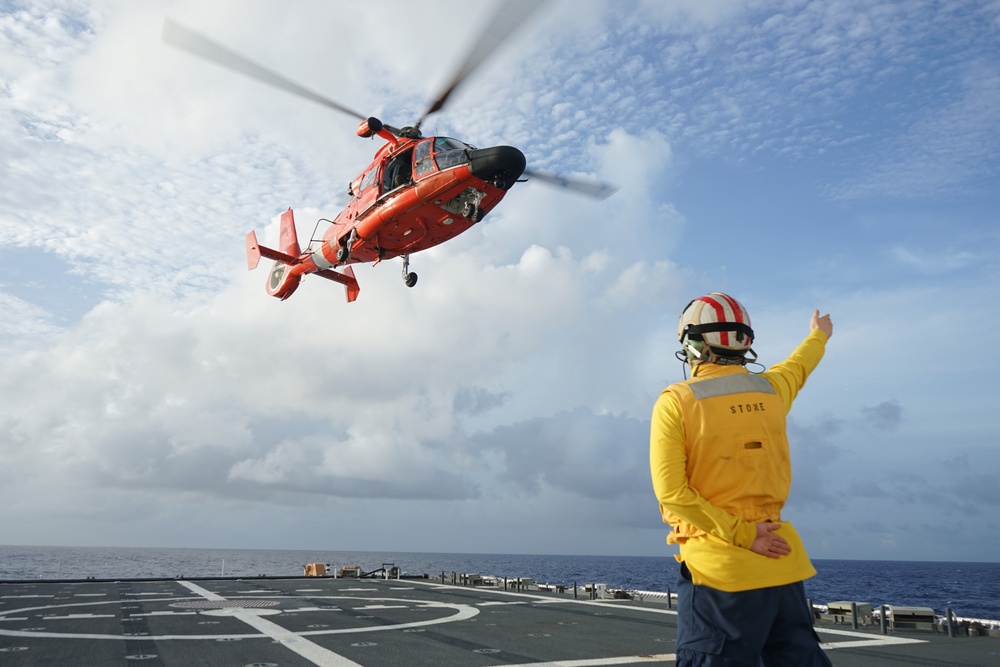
left=162, top=18, right=366, bottom=121
left=523, top=169, right=619, bottom=200
left=415, top=0, right=549, bottom=129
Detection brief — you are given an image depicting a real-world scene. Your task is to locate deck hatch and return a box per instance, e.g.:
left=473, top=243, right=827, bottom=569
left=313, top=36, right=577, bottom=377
left=170, top=600, right=280, bottom=609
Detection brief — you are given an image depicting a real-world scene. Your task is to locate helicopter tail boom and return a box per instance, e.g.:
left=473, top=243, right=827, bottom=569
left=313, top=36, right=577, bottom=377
left=245, top=208, right=360, bottom=302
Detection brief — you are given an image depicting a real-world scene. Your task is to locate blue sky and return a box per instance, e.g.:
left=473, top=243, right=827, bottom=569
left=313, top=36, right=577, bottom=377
left=1, top=0, right=998, bottom=563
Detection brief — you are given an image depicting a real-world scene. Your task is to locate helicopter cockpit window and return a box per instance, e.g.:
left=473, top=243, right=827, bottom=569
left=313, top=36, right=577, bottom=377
left=359, top=166, right=378, bottom=193
left=413, top=139, right=434, bottom=177
left=436, top=137, right=472, bottom=152
left=433, top=137, right=473, bottom=170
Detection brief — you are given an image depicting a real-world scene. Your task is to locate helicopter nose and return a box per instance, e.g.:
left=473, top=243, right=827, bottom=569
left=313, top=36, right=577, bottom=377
left=469, top=146, right=526, bottom=190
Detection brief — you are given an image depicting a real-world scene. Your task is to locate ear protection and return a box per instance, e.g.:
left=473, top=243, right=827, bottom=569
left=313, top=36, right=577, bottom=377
left=682, top=336, right=708, bottom=362
left=679, top=331, right=757, bottom=366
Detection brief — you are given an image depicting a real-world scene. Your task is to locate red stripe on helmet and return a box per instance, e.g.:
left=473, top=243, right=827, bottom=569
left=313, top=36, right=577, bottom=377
left=700, top=294, right=730, bottom=347
left=716, top=292, right=750, bottom=345
left=716, top=293, right=745, bottom=322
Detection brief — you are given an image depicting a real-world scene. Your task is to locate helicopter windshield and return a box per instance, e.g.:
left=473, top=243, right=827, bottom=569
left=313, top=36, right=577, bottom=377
left=413, top=137, right=476, bottom=178
left=433, top=137, right=474, bottom=170
left=436, top=137, right=473, bottom=152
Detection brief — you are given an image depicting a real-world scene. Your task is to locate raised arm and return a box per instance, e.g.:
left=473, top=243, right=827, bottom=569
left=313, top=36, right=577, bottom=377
left=811, top=309, right=833, bottom=338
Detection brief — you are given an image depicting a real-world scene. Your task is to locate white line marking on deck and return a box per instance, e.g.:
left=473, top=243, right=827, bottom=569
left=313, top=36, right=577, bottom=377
left=0, top=594, right=476, bottom=640
left=177, top=581, right=363, bottom=667
left=353, top=605, right=407, bottom=610
left=817, top=627, right=926, bottom=650
left=132, top=611, right=198, bottom=617
left=509, top=655, right=676, bottom=665
left=410, top=579, right=930, bottom=655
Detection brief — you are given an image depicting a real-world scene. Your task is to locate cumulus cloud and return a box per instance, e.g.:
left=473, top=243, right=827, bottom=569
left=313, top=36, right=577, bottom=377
left=861, top=399, right=902, bottom=432
left=949, top=475, right=1000, bottom=509
left=470, top=408, right=649, bottom=499
left=2, top=0, right=999, bottom=561
left=787, top=415, right=846, bottom=510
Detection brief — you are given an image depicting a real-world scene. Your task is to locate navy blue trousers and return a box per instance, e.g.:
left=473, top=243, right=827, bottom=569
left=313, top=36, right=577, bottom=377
left=676, top=563, right=833, bottom=667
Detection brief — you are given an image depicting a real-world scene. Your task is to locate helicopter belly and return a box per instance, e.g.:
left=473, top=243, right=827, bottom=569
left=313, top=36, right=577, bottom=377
left=349, top=168, right=507, bottom=260
left=381, top=202, right=475, bottom=254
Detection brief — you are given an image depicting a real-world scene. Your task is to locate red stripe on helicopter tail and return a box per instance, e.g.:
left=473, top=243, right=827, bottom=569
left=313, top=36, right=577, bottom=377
left=279, top=208, right=301, bottom=256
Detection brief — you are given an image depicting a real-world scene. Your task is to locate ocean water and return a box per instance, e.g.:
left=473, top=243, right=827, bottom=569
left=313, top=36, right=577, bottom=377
left=1, top=545, right=997, bottom=622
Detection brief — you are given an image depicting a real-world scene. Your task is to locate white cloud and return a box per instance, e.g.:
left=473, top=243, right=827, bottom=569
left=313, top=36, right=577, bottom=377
left=1, top=0, right=998, bottom=562
left=890, top=246, right=979, bottom=274
left=0, top=291, right=62, bottom=353
left=831, top=61, right=1000, bottom=199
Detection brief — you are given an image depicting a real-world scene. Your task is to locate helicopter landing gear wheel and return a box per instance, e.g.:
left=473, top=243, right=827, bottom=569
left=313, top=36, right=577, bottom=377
left=336, top=243, right=350, bottom=262
left=462, top=201, right=479, bottom=220
left=401, top=254, right=418, bottom=288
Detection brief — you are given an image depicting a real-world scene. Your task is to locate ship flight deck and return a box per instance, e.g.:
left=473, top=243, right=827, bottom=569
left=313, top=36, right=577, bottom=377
left=1, top=576, right=997, bottom=666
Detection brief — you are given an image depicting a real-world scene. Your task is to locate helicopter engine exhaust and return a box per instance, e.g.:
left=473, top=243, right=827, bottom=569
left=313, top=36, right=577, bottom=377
left=469, top=146, right=526, bottom=190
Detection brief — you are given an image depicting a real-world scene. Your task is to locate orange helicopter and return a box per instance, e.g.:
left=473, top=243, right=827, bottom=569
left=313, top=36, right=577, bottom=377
left=162, top=2, right=615, bottom=302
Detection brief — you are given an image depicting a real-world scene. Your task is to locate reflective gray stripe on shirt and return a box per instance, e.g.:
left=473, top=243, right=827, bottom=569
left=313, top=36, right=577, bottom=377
left=688, top=374, right=775, bottom=400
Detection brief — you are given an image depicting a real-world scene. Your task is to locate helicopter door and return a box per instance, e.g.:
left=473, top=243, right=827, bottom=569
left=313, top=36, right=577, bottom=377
left=383, top=148, right=414, bottom=193
left=413, top=139, right=436, bottom=179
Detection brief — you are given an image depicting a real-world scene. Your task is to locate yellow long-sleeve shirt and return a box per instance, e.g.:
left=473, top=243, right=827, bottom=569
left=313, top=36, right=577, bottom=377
left=649, top=329, right=828, bottom=592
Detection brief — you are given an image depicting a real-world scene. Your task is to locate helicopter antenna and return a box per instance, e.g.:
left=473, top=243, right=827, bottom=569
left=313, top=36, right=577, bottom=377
left=162, top=18, right=367, bottom=121
left=414, top=0, right=549, bottom=131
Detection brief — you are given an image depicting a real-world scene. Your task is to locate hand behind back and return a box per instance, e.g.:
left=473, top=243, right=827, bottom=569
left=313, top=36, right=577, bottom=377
left=750, top=522, right=791, bottom=559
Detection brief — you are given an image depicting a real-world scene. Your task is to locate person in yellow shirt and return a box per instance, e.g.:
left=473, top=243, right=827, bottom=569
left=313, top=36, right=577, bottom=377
left=650, top=292, right=833, bottom=666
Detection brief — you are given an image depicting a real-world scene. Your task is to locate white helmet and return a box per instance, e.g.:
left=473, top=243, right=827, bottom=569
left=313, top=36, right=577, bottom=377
left=678, top=292, right=755, bottom=365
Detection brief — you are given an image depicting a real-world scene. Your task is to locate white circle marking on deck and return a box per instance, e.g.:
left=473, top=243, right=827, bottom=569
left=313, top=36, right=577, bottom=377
left=0, top=590, right=478, bottom=642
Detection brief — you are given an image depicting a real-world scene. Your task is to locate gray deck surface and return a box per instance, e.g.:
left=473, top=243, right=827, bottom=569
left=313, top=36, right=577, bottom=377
left=1, top=577, right=997, bottom=666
